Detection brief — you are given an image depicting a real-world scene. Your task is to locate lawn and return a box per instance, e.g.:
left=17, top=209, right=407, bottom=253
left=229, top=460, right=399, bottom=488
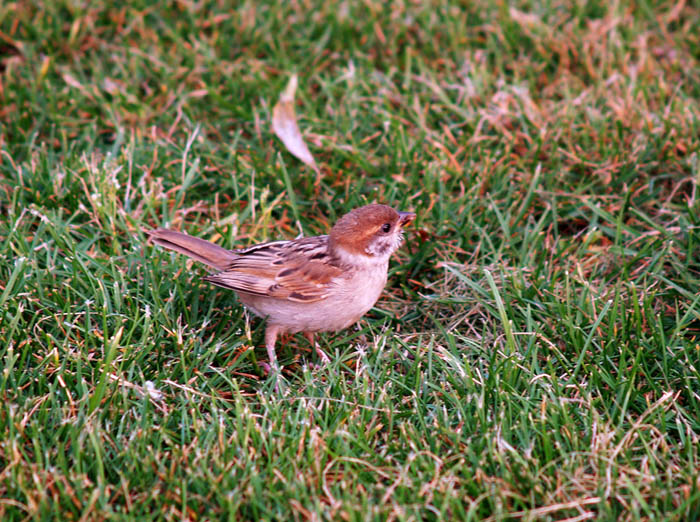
left=1, top=0, right=699, bottom=519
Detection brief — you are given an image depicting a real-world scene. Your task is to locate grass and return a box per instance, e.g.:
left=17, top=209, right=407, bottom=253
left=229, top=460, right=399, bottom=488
left=1, top=0, right=699, bottom=519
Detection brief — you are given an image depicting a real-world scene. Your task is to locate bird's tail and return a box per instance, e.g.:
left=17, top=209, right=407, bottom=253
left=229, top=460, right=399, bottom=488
left=147, top=229, right=236, bottom=271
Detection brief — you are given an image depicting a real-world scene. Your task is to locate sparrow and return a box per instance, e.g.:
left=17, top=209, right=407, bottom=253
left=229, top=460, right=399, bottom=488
left=148, top=204, right=415, bottom=373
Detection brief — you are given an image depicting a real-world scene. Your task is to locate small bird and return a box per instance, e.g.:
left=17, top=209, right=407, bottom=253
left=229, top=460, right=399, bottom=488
left=148, top=204, right=415, bottom=373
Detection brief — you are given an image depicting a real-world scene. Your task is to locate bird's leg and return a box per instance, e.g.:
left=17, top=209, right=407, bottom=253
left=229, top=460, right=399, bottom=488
left=263, top=324, right=281, bottom=375
left=304, top=331, right=331, bottom=365
left=262, top=324, right=289, bottom=393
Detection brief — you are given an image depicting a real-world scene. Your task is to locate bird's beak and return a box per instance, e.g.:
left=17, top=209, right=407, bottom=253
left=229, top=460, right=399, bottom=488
left=398, top=211, right=416, bottom=227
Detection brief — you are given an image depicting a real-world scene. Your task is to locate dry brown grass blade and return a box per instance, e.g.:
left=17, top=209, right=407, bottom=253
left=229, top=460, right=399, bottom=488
left=272, top=74, right=321, bottom=178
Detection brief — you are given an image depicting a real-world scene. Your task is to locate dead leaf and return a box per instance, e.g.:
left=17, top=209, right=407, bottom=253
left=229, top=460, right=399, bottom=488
left=62, top=72, right=83, bottom=90
left=272, top=74, right=321, bottom=177
left=102, top=77, right=121, bottom=95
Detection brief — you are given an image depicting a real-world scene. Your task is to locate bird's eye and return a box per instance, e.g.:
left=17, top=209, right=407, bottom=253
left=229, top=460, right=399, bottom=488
left=381, top=223, right=392, bottom=233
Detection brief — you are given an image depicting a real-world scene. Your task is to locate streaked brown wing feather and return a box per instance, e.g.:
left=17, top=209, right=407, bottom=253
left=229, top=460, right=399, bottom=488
left=203, top=235, right=342, bottom=302
left=203, top=271, right=276, bottom=297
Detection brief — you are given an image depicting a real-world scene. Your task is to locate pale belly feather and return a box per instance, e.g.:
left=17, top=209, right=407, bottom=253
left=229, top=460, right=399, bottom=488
left=236, top=264, right=388, bottom=333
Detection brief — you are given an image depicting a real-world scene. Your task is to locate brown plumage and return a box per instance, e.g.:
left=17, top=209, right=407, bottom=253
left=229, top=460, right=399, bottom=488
left=148, top=204, right=415, bottom=375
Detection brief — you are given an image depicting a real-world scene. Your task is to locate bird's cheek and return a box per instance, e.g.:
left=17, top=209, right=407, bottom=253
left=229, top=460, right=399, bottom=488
left=367, top=236, right=400, bottom=256
left=365, top=239, right=383, bottom=256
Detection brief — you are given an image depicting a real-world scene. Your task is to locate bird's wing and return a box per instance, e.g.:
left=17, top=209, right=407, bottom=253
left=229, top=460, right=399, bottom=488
left=203, top=236, right=344, bottom=303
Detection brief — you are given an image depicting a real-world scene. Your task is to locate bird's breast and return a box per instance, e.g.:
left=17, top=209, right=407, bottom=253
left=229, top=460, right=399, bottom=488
left=236, top=264, right=389, bottom=334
